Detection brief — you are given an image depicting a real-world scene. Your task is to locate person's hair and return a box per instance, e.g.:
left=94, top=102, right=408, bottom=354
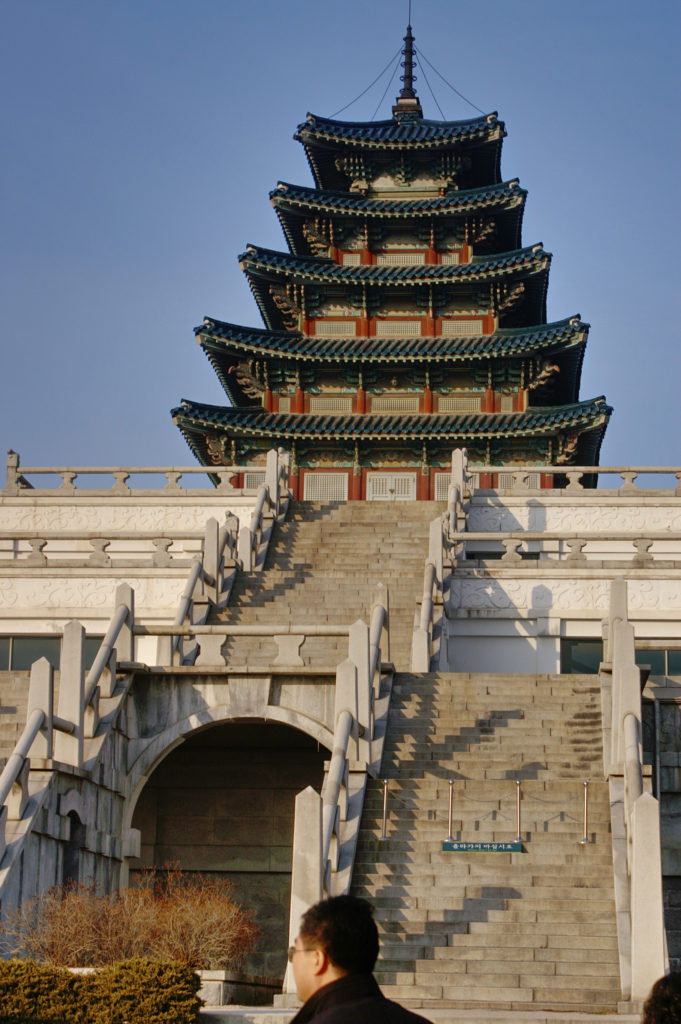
left=643, top=973, right=681, bottom=1024
left=299, top=895, right=379, bottom=974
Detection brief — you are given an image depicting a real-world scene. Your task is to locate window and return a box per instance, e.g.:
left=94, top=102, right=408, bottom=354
left=560, top=639, right=603, bottom=675
left=560, top=640, right=681, bottom=676
left=635, top=649, right=680, bottom=676
left=0, top=635, right=103, bottom=671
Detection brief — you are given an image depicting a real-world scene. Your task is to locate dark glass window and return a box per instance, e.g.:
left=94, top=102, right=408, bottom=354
left=12, top=636, right=61, bottom=670
left=635, top=649, right=666, bottom=676
left=560, top=639, right=603, bottom=674
left=668, top=651, right=681, bottom=676
left=0, top=636, right=103, bottom=671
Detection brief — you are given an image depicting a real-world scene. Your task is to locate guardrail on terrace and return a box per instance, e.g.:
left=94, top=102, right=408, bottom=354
left=3, top=449, right=289, bottom=495
left=448, top=531, right=681, bottom=567
left=468, top=465, right=681, bottom=492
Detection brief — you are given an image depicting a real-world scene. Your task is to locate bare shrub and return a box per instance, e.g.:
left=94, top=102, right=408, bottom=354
left=0, top=870, right=258, bottom=970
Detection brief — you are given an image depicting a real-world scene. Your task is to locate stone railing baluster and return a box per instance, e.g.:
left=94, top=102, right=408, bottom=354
left=26, top=539, right=47, bottom=566
left=619, top=471, right=639, bottom=493
left=87, top=538, right=111, bottom=566
left=58, top=471, right=77, bottom=491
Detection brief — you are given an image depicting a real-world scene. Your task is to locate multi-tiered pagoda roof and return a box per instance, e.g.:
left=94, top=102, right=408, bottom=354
left=173, top=24, right=611, bottom=500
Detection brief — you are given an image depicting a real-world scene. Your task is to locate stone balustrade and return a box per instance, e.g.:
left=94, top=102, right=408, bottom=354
left=0, top=531, right=205, bottom=568
left=470, top=464, right=681, bottom=493
left=450, top=530, right=681, bottom=567
left=3, top=450, right=274, bottom=495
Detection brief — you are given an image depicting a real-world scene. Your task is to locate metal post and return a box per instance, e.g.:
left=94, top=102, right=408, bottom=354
left=446, top=779, right=454, bottom=842
left=515, top=779, right=523, bottom=843
left=380, top=779, right=389, bottom=841
left=579, top=780, right=590, bottom=844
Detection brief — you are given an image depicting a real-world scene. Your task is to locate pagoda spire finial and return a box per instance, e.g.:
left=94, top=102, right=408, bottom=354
left=393, top=17, right=423, bottom=121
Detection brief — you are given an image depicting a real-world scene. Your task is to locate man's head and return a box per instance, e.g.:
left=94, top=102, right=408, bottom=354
left=289, top=895, right=379, bottom=1002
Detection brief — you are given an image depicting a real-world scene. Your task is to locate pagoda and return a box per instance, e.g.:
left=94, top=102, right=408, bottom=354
left=173, top=25, right=611, bottom=500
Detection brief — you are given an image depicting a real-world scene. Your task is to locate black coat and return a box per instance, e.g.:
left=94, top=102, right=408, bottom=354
left=289, top=973, right=433, bottom=1024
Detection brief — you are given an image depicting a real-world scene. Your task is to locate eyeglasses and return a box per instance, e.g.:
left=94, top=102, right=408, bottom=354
left=287, top=945, right=316, bottom=963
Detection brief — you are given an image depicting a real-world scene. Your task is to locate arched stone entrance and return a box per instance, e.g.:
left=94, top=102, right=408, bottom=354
left=128, top=719, right=327, bottom=980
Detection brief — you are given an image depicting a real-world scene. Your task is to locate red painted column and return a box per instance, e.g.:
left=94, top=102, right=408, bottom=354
left=423, top=387, right=433, bottom=413
left=265, top=388, right=273, bottom=412
left=485, top=388, right=495, bottom=412
left=295, top=387, right=305, bottom=413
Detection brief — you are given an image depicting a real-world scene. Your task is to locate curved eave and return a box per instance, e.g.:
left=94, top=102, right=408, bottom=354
left=295, top=112, right=505, bottom=147
left=295, top=113, right=505, bottom=190
left=200, top=346, right=259, bottom=408
left=240, top=244, right=550, bottom=331
left=240, top=242, right=548, bottom=282
left=271, top=179, right=526, bottom=217
left=173, top=398, right=612, bottom=444
left=271, top=180, right=526, bottom=256
left=196, top=316, right=588, bottom=365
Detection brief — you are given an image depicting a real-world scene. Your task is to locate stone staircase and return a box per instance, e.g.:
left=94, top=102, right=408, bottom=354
left=351, top=672, right=623, bottom=1014
left=214, top=501, right=443, bottom=671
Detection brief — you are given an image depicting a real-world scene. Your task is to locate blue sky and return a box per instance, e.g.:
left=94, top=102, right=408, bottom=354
left=1, top=0, right=679, bottom=471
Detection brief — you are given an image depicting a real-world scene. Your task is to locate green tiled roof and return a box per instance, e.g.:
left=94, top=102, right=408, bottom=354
left=173, top=397, right=611, bottom=442
left=196, top=316, right=587, bottom=363
left=270, top=180, right=525, bottom=216
left=295, top=112, right=504, bottom=147
left=239, top=243, right=549, bottom=284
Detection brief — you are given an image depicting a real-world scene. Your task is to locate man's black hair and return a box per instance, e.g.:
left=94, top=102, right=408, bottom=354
left=299, top=895, right=379, bottom=974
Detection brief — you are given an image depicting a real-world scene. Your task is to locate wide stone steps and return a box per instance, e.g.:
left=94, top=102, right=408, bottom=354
left=348, top=670, right=621, bottom=1013
left=210, top=501, right=439, bottom=671
left=200, top=1010, right=639, bottom=1023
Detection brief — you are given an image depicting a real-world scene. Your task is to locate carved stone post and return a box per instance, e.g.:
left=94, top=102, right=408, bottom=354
left=348, top=620, right=371, bottom=765
left=55, top=620, right=85, bottom=768
left=631, top=793, right=667, bottom=998
left=27, top=657, right=54, bottom=759
left=284, top=786, right=323, bottom=995
left=203, top=517, right=220, bottom=604
left=5, top=449, right=20, bottom=494
left=265, top=448, right=279, bottom=515
left=334, top=659, right=359, bottom=762
left=612, top=620, right=641, bottom=767
left=115, top=583, right=135, bottom=663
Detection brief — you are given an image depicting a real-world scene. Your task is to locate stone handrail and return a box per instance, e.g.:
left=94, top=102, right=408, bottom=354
left=3, top=450, right=275, bottom=495
left=448, top=530, right=681, bottom=566
left=467, top=464, right=681, bottom=493
left=285, top=585, right=391, bottom=992
left=0, top=583, right=136, bottom=858
left=605, top=578, right=667, bottom=1000
left=412, top=448, right=467, bottom=671
left=236, top=449, right=289, bottom=571
left=158, top=449, right=287, bottom=663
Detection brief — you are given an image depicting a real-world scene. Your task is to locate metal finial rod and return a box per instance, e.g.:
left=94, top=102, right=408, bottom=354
left=399, top=23, right=417, bottom=99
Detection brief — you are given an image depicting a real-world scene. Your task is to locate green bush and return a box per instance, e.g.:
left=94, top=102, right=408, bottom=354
left=0, top=958, right=202, bottom=1024
left=0, top=959, right=86, bottom=1023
